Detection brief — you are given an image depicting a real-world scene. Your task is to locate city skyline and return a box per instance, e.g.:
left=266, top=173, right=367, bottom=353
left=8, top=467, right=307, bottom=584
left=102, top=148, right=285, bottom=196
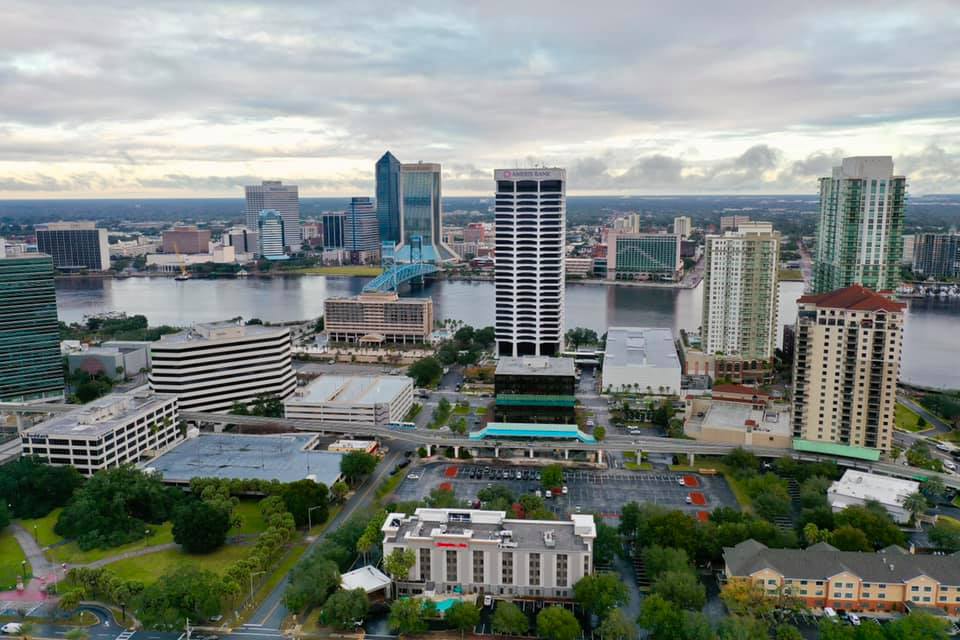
left=1, top=2, right=958, bottom=199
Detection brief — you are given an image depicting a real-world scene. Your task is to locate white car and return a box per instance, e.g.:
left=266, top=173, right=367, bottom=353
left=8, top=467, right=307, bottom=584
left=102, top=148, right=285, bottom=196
left=677, top=477, right=687, bottom=486
left=1, top=624, right=22, bottom=635
left=848, top=613, right=861, bottom=626
left=483, top=595, right=493, bottom=607
left=945, top=460, right=957, bottom=472
left=561, top=486, right=568, bottom=495
left=407, top=473, right=420, bottom=480
left=937, top=443, right=952, bottom=452
left=823, top=607, right=838, bottom=620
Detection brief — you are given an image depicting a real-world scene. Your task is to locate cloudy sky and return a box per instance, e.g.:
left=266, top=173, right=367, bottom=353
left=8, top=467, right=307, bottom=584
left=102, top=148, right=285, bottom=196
left=1, top=1, right=958, bottom=197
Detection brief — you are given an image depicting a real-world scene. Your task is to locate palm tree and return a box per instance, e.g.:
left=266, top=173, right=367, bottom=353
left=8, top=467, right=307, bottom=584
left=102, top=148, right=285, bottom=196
left=903, top=492, right=929, bottom=524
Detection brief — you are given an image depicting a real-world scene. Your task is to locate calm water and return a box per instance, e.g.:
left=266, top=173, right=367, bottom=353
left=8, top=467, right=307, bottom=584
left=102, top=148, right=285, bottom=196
left=55, top=276, right=960, bottom=389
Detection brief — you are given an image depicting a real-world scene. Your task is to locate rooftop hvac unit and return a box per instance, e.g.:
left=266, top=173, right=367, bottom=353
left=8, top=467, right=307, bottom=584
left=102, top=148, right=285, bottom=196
left=543, top=530, right=556, bottom=548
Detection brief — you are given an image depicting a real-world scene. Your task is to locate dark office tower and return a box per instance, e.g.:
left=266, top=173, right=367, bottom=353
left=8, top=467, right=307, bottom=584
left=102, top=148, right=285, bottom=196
left=376, top=151, right=401, bottom=245
left=0, top=254, right=64, bottom=401
left=494, top=168, right=566, bottom=357
left=321, top=212, right=346, bottom=249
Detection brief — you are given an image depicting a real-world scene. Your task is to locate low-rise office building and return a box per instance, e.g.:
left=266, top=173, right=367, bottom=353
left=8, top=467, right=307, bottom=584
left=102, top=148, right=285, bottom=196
left=324, top=293, right=434, bottom=344
left=284, top=375, right=414, bottom=427
left=684, top=385, right=792, bottom=448
left=67, top=342, right=150, bottom=381
left=602, top=327, right=681, bottom=395
left=149, top=322, right=297, bottom=413
left=382, top=508, right=597, bottom=599
left=21, top=391, right=180, bottom=475
left=827, top=470, right=920, bottom=524
left=328, top=439, right=380, bottom=454
left=724, top=539, right=960, bottom=615
left=162, top=226, right=212, bottom=254
left=495, top=357, right=576, bottom=424
left=35, top=222, right=111, bottom=272
left=605, top=232, right=682, bottom=281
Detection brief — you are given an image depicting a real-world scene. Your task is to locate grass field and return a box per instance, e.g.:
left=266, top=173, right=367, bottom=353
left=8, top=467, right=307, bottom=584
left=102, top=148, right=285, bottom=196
left=0, top=531, right=30, bottom=590
left=17, top=508, right=64, bottom=547
left=279, top=266, right=381, bottom=276
left=625, top=462, right=654, bottom=471
left=106, top=544, right=252, bottom=583
left=778, top=269, right=804, bottom=281
left=895, top=403, right=930, bottom=432
left=51, top=522, right=174, bottom=565
left=230, top=500, right=269, bottom=535
left=452, top=404, right=471, bottom=415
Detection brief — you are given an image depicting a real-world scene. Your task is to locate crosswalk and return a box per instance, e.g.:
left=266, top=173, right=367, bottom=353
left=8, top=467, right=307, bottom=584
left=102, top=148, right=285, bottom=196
left=228, top=623, right=285, bottom=638
left=115, top=630, right=136, bottom=640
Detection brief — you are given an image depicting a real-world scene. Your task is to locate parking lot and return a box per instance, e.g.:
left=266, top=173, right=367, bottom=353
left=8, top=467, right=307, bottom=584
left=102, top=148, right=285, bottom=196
left=391, top=461, right=739, bottom=521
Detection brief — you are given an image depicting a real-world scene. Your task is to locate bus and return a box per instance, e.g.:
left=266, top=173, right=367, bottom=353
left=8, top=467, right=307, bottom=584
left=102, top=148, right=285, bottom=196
left=388, top=421, right=417, bottom=430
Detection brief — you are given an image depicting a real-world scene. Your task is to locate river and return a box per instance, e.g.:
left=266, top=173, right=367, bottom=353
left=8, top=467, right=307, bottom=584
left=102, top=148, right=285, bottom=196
left=55, top=276, right=960, bottom=389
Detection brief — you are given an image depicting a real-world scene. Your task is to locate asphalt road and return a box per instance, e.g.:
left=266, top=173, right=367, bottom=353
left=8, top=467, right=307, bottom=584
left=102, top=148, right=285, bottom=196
left=899, top=395, right=952, bottom=434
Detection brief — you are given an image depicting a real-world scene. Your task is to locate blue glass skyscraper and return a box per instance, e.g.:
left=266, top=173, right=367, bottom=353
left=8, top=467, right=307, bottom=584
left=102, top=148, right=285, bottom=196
left=398, top=162, right=455, bottom=263
left=376, top=151, right=401, bottom=245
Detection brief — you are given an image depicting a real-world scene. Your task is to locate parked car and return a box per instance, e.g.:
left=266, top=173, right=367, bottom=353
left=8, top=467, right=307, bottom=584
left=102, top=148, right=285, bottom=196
left=937, top=443, right=952, bottom=452
left=847, top=613, right=861, bottom=626
left=483, top=595, right=493, bottom=607
left=1, top=624, right=23, bottom=635
left=561, top=486, right=568, bottom=495
left=407, top=472, right=420, bottom=480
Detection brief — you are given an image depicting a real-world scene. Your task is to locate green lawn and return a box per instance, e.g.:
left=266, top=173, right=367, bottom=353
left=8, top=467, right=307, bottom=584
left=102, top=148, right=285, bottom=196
left=475, top=406, right=487, bottom=415
left=895, top=403, right=930, bottom=432
left=778, top=269, right=804, bottom=282
left=452, top=404, right=471, bottom=416
left=17, top=508, right=64, bottom=547
left=279, top=265, right=382, bottom=276
left=936, top=431, right=960, bottom=444
left=0, top=530, right=30, bottom=590
left=626, top=462, right=653, bottom=471
left=51, top=522, right=174, bottom=565
left=230, top=500, right=268, bottom=535
left=106, top=544, right=252, bottom=583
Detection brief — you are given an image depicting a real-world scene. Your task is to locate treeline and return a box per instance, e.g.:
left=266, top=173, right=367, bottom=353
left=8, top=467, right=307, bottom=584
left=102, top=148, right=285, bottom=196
left=59, top=314, right=180, bottom=343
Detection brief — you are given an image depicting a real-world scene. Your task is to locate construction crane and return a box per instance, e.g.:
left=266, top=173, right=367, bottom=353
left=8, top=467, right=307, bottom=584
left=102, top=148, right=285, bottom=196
left=173, top=241, right=190, bottom=281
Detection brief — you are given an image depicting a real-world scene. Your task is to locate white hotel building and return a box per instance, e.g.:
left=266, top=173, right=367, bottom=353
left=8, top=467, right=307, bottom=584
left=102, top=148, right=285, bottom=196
left=21, top=391, right=181, bottom=475
left=494, top=168, right=566, bottom=358
left=149, top=322, right=297, bottom=413
left=382, top=508, right=596, bottom=600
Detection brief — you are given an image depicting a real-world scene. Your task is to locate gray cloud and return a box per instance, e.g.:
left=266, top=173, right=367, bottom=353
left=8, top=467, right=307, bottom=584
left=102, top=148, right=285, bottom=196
left=0, top=1, right=958, bottom=195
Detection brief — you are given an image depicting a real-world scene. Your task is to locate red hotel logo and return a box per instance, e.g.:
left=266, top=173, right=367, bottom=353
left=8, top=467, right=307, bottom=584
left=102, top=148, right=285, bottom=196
left=435, top=542, right=468, bottom=548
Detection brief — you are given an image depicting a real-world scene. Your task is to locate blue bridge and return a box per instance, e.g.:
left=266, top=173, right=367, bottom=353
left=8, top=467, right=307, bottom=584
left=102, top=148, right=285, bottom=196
left=362, top=261, right=441, bottom=292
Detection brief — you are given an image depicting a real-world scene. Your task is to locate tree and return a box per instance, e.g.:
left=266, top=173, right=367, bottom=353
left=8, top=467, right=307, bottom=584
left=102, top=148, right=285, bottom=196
left=541, top=464, right=564, bottom=490
left=902, top=492, right=929, bottom=523
left=407, top=356, right=443, bottom=387
left=619, top=501, right=642, bottom=538
left=0, top=458, right=84, bottom=519
left=774, top=625, right=803, bottom=640
left=446, top=601, right=480, bottom=638
left=0, top=503, right=9, bottom=530
left=331, top=481, right=349, bottom=503
left=491, top=601, right=529, bottom=635
left=55, top=465, right=179, bottom=551
left=718, top=616, right=767, bottom=640
left=817, top=618, right=856, bottom=640
left=720, top=580, right=773, bottom=618
left=593, top=520, right=621, bottom=566
left=58, top=588, right=84, bottom=613
left=172, top=500, right=232, bottom=553
left=803, top=522, right=831, bottom=546
left=599, top=608, right=637, bottom=640
left=384, top=548, right=415, bottom=580
left=922, top=477, right=948, bottom=504
left=565, top=327, right=599, bottom=348
left=830, top=525, right=872, bottom=552
left=643, top=545, right=691, bottom=579
left=886, top=611, right=951, bottom=640
left=593, top=425, right=606, bottom=441
left=320, top=588, right=369, bottom=630
left=722, top=448, right=761, bottom=474
left=388, top=597, right=428, bottom=635
left=282, top=479, right=329, bottom=527
left=652, top=570, right=706, bottom=611
left=572, top=572, right=628, bottom=619
left=283, top=556, right=340, bottom=613
left=340, top=451, right=378, bottom=484
left=638, top=595, right=685, bottom=639
left=536, top=606, right=581, bottom=640
left=834, top=504, right=906, bottom=549
left=929, top=522, right=960, bottom=552
left=137, top=566, right=223, bottom=629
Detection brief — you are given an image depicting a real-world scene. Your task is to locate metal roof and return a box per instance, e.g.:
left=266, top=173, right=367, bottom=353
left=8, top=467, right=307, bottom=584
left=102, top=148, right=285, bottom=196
left=792, top=438, right=881, bottom=461
left=469, top=422, right=596, bottom=443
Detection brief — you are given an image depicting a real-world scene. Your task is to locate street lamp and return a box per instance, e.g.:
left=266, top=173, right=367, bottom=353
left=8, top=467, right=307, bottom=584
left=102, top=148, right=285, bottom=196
left=307, top=505, right=325, bottom=532
left=248, top=570, right=266, bottom=604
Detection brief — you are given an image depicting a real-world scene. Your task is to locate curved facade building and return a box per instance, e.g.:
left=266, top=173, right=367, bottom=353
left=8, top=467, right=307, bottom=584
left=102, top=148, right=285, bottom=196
left=148, top=322, right=296, bottom=412
left=494, top=168, right=566, bottom=357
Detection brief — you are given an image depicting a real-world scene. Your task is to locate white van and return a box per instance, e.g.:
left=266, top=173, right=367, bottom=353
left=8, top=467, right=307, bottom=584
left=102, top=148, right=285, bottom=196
left=823, top=607, right=838, bottom=620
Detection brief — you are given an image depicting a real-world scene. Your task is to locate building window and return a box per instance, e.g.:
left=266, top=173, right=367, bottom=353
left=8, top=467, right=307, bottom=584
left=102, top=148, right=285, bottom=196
left=419, top=548, right=431, bottom=581
left=473, top=550, right=484, bottom=585
left=557, top=554, right=568, bottom=587
left=529, top=553, right=541, bottom=586
left=446, top=550, right=458, bottom=582
left=502, top=552, right=513, bottom=585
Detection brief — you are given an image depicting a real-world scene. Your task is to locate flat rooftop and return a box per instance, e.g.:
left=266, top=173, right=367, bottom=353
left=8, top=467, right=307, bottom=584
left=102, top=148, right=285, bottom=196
left=495, top=356, right=576, bottom=377
left=828, top=470, right=919, bottom=507
left=386, top=508, right=593, bottom=554
left=144, top=433, right=344, bottom=485
left=287, top=375, right=412, bottom=406
left=27, top=392, right=176, bottom=439
left=695, top=401, right=791, bottom=436
left=155, top=321, right=288, bottom=345
left=604, top=327, right=680, bottom=370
